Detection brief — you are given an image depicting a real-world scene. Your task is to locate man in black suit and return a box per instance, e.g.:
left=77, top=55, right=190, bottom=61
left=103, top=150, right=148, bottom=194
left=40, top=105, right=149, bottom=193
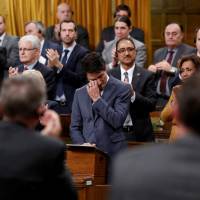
left=96, top=4, right=144, bottom=52
left=110, top=38, right=156, bottom=141
left=0, top=74, right=77, bottom=200
left=148, top=22, right=195, bottom=110
left=47, top=20, right=89, bottom=114
left=111, top=73, right=200, bottom=200
left=25, top=20, right=61, bottom=65
left=45, top=2, right=89, bottom=49
left=0, top=46, right=6, bottom=85
left=9, top=35, right=55, bottom=100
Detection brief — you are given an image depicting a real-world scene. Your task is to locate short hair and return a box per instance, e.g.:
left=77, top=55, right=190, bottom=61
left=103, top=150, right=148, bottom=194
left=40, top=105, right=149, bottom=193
left=114, top=16, right=132, bottom=28
left=81, top=52, right=106, bottom=73
left=0, top=74, right=46, bottom=119
left=176, top=72, right=200, bottom=134
left=178, top=54, right=200, bottom=71
left=114, top=4, right=131, bottom=18
left=25, top=20, right=46, bottom=37
left=60, top=20, right=77, bottom=32
left=165, top=22, right=184, bottom=32
left=116, top=38, right=136, bottom=50
left=22, top=69, right=46, bottom=90
left=194, top=27, right=200, bottom=43
left=19, top=35, right=41, bottom=49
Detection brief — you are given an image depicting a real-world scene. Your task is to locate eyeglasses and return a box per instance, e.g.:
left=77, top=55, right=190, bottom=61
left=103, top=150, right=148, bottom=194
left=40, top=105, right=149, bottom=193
left=117, top=47, right=135, bottom=54
left=19, top=48, right=36, bottom=52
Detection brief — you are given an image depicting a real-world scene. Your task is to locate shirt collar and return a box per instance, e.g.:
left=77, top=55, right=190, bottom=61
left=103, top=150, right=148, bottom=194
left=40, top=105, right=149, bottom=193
left=120, top=63, right=135, bottom=75
left=62, top=41, right=76, bottom=52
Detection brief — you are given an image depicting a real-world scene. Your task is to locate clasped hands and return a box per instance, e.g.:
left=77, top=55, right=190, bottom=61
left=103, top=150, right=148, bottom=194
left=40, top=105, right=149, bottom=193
left=148, top=60, right=172, bottom=73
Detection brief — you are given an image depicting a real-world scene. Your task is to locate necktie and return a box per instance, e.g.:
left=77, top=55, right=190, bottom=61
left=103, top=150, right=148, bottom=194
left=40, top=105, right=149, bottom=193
left=160, top=50, right=174, bottom=94
left=124, top=71, right=129, bottom=83
left=61, top=49, right=69, bottom=65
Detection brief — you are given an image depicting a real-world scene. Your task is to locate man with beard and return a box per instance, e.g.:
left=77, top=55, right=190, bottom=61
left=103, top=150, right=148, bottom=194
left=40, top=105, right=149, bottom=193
left=47, top=20, right=89, bottom=114
left=110, top=38, right=157, bottom=142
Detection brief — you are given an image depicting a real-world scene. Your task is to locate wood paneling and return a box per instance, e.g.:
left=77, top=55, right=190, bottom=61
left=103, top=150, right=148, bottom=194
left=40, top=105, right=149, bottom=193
left=151, top=0, right=200, bottom=62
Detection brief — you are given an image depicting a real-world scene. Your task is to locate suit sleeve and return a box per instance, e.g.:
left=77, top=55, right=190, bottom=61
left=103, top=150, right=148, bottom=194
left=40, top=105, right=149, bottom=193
left=133, top=73, right=156, bottom=112
left=70, top=91, right=85, bottom=144
left=92, top=84, right=131, bottom=129
left=7, top=37, right=19, bottom=68
left=135, top=44, right=147, bottom=68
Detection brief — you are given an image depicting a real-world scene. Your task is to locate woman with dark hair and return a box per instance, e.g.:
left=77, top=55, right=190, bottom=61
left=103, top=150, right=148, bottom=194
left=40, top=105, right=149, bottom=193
left=160, top=54, right=200, bottom=141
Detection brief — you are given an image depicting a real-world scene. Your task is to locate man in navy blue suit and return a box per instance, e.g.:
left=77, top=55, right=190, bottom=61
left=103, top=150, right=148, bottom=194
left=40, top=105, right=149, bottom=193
left=8, top=35, right=55, bottom=100
left=70, top=52, right=131, bottom=157
left=25, top=20, right=61, bottom=65
left=47, top=20, right=89, bottom=114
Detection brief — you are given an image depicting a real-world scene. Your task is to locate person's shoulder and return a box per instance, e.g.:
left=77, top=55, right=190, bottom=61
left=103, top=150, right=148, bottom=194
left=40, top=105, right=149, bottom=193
left=74, top=43, right=89, bottom=54
left=135, top=65, right=154, bottom=77
left=154, top=46, right=167, bottom=55
left=77, top=25, right=88, bottom=33
left=180, top=43, right=195, bottom=52
left=131, top=37, right=145, bottom=48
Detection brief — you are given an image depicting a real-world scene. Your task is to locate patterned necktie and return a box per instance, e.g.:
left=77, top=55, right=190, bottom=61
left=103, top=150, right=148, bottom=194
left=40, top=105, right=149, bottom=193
left=124, top=71, right=129, bottom=83
left=160, top=50, right=175, bottom=94
left=61, top=49, right=69, bottom=65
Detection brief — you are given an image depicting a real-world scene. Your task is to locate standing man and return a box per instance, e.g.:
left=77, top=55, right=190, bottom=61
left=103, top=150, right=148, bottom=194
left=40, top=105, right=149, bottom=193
left=25, top=20, right=61, bottom=65
left=47, top=20, right=89, bottom=114
left=110, top=38, right=156, bottom=141
left=70, top=52, right=131, bottom=157
left=148, top=22, right=195, bottom=109
left=111, top=73, right=200, bottom=200
left=9, top=35, right=55, bottom=100
left=46, top=2, right=89, bottom=49
left=0, top=75, right=77, bottom=199
left=0, top=15, right=19, bottom=69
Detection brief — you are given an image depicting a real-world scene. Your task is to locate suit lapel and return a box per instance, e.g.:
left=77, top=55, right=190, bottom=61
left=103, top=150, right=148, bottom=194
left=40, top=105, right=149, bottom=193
left=131, top=66, right=142, bottom=90
left=2, top=35, right=8, bottom=46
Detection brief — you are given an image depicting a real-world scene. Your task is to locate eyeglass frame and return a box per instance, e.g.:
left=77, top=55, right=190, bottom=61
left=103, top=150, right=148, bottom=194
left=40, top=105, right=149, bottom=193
left=19, top=48, right=37, bottom=52
left=117, top=47, right=135, bottom=54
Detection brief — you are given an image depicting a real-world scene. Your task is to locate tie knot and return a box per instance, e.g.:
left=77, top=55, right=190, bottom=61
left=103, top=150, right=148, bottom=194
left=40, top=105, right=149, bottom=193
left=168, top=50, right=174, bottom=54
left=124, top=71, right=128, bottom=76
left=64, top=49, right=69, bottom=54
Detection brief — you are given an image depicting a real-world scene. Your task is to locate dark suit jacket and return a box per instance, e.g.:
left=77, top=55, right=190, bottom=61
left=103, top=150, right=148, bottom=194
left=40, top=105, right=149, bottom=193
left=0, top=121, right=77, bottom=200
left=110, top=66, right=157, bottom=141
left=17, top=61, right=56, bottom=100
left=111, top=134, right=200, bottom=200
left=54, top=44, right=89, bottom=112
left=153, top=43, right=195, bottom=108
left=70, top=76, right=131, bottom=157
left=2, top=34, right=20, bottom=68
left=45, top=25, right=89, bottom=49
left=41, top=39, right=62, bottom=64
left=96, top=26, right=144, bottom=52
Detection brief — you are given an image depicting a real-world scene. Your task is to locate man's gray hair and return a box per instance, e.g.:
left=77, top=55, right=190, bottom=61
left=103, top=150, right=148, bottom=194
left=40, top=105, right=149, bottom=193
left=0, top=74, right=46, bottom=119
left=25, top=20, right=46, bottom=37
left=19, top=35, right=41, bottom=49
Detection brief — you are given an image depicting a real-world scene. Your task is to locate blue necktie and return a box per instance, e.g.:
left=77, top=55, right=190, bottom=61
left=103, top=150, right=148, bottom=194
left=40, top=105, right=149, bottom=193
left=61, top=49, right=69, bottom=65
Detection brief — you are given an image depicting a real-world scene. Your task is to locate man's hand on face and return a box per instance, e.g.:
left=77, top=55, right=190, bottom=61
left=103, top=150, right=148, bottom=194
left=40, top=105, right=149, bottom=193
left=87, top=80, right=101, bottom=102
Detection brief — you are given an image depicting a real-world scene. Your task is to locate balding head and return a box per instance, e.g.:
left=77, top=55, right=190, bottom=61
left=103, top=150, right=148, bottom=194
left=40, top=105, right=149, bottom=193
left=57, top=3, right=73, bottom=22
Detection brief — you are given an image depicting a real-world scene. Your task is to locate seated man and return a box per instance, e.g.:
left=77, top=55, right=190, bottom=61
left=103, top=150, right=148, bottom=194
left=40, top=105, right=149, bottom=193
left=110, top=38, right=156, bottom=142
left=102, top=16, right=146, bottom=69
left=70, top=52, right=131, bottom=157
left=148, top=22, right=195, bottom=110
left=96, top=4, right=144, bottom=52
left=45, top=2, right=89, bottom=49
left=0, top=74, right=77, bottom=199
left=8, top=35, right=55, bottom=100
left=25, top=20, right=61, bottom=65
